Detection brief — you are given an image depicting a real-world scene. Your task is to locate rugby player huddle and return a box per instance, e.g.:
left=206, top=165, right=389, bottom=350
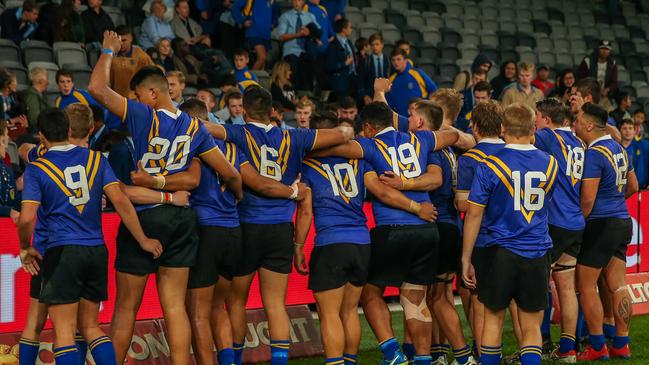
left=14, top=31, right=635, bottom=365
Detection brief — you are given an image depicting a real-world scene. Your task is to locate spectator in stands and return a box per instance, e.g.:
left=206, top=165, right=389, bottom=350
left=386, top=48, right=437, bottom=116
left=171, top=0, right=212, bottom=49
left=277, top=0, right=320, bottom=92
left=296, top=98, right=315, bottom=128
left=337, top=96, right=359, bottom=124
left=501, top=62, right=544, bottom=109
left=150, top=38, right=176, bottom=72
left=169, top=38, right=202, bottom=86
left=221, top=90, right=245, bottom=125
left=142, top=0, right=175, bottom=21
left=0, top=70, right=27, bottom=139
left=621, top=118, right=649, bottom=188
left=457, top=75, right=490, bottom=131
left=82, top=0, right=115, bottom=46
left=321, top=0, right=345, bottom=25
left=271, top=101, right=294, bottom=129
left=453, top=53, right=492, bottom=91
left=634, top=109, right=649, bottom=140
left=217, top=0, right=246, bottom=60
left=325, top=18, right=357, bottom=101
left=88, top=104, right=109, bottom=151
left=0, top=120, right=20, bottom=223
left=0, top=0, right=39, bottom=45
left=54, top=70, right=102, bottom=110
left=270, top=60, right=297, bottom=111
left=195, top=0, right=219, bottom=36
left=195, top=89, right=221, bottom=123
left=531, top=64, right=554, bottom=96
left=111, top=25, right=155, bottom=98
left=233, top=49, right=260, bottom=91
left=306, top=0, right=335, bottom=52
left=140, top=0, right=176, bottom=50
left=577, top=40, right=618, bottom=106
left=215, top=74, right=237, bottom=111
left=359, top=33, right=391, bottom=105
left=21, top=67, right=49, bottom=133
left=232, top=0, right=273, bottom=70
left=167, top=71, right=186, bottom=106
left=354, top=37, right=370, bottom=68
left=490, top=60, right=517, bottom=100
left=547, top=68, right=576, bottom=103
left=395, top=40, right=414, bottom=66
left=610, top=91, right=633, bottom=127
left=52, top=0, right=85, bottom=45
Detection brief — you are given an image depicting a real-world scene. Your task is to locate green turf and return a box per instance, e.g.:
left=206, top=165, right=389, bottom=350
left=274, top=307, right=649, bottom=364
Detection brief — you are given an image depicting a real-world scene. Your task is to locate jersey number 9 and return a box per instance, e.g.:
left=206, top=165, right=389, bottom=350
left=64, top=165, right=90, bottom=206
left=512, top=171, right=546, bottom=211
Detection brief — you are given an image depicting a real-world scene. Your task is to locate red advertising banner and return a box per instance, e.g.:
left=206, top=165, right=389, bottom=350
left=0, top=305, right=322, bottom=364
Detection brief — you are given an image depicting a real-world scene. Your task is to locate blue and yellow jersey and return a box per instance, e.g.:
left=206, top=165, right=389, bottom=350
left=386, top=63, right=437, bottom=116
left=302, top=156, right=371, bottom=246
left=26, top=144, right=49, bottom=255
left=534, top=127, right=586, bottom=230
left=21, top=145, right=118, bottom=250
left=468, top=145, right=558, bottom=258
left=456, top=138, right=505, bottom=193
left=55, top=88, right=102, bottom=110
left=392, top=113, right=409, bottom=133
left=121, top=99, right=217, bottom=210
left=429, top=146, right=459, bottom=226
left=625, top=137, right=649, bottom=188
left=583, top=135, right=632, bottom=220
left=235, top=67, right=260, bottom=92
left=224, top=122, right=317, bottom=224
left=355, top=127, right=437, bottom=225
left=191, top=140, right=247, bottom=228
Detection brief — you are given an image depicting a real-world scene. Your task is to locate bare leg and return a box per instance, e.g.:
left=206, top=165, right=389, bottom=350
left=111, top=271, right=147, bottom=364
left=553, top=255, right=579, bottom=343
left=252, top=45, right=267, bottom=70
left=77, top=298, right=107, bottom=343
left=314, top=287, right=345, bottom=358
left=21, top=298, right=48, bottom=340
left=49, top=302, right=79, bottom=349
left=576, top=264, right=604, bottom=336
left=187, top=285, right=216, bottom=365
left=157, top=267, right=191, bottom=365
left=518, top=309, right=544, bottom=349
left=603, top=258, right=632, bottom=337
left=429, top=277, right=468, bottom=351
left=259, top=268, right=290, bottom=341
left=481, top=307, right=505, bottom=349
left=401, top=285, right=433, bottom=356
left=212, top=276, right=234, bottom=351
left=471, top=294, right=485, bottom=355
left=340, top=283, right=364, bottom=356
left=361, top=284, right=394, bottom=343
left=228, top=273, right=256, bottom=345
left=509, top=301, right=523, bottom=347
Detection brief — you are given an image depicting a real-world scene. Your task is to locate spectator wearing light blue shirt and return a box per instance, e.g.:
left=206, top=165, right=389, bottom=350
left=277, top=0, right=320, bottom=92
left=139, top=0, right=176, bottom=50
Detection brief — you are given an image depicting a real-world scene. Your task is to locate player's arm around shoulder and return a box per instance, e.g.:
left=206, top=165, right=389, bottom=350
left=432, top=128, right=461, bottom=151
left=364, top=170, right=437, bottom=221
left=130, top=158, right=202, bottom=191
left=294, top=187, right=313, bottom=275
left=309, top=138, right=364, bottom=159
left=310, top=125, right=355, bottom=151
left=200, top=146, right=243, bottom=201
left=240, top=162, right=302, bottom=199
left=378, top=163, right=442, bottom=191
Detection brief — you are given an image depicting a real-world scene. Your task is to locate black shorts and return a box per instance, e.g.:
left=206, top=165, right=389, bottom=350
left=436, top=223, right=461, bottom=276
left=115, top=205, right=199, bottom=275
left=461, top=246, right=490, bottom=291
left=477, top=246, right=551, bottom=312
left=40, top=245, right=108, bottom=305
left=235, top=222, right=294, bottom=276
left=549, top=225, right=583, bottom=262
left=368, top=224, right=439, bottom=287
left=188, top=225, right=242, bottom=289
left=29, top=270, right=42, bottom=300
left=308, top=243, right=371, bottom=292
left=578, top=218, right=633, bottom=269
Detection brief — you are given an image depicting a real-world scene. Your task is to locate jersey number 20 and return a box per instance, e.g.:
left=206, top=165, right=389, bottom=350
left=141, top=136, right=192, bottom=174
left=512, top=171, right=546, bottom=211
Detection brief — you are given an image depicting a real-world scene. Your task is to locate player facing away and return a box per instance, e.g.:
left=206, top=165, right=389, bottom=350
left=533, top=99, right=586, bottom=363
left=454, top=100, right=505, bottom=354
left=295, top=112, right=437, bottom=365
left=17, top=109, right=162, bottom=365
left=203, top=87, right=354, bottom=365
left=573, top=103, right=638, bottom=361
left=461, top=103, right=559, bottom=365
left=382, top=100, right=476, bottom=365
left=88, top=31, right=244, bottom=365
left=314, top=102, right=460, bottom=365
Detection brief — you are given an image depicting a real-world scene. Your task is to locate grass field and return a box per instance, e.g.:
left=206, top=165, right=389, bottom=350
left=270, top=307, right=649, bottom=365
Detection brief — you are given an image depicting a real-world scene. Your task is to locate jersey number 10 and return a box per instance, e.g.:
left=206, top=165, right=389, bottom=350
left=322, top=163, right=359, bottom=198
left=512, top=171, right=546, bottom=211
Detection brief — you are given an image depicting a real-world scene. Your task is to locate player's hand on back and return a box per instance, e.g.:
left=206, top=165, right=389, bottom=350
left=20, top=247, right=43, bottom=275
left=462, top=261, right=476, bottom=290
left=417, top=202, right=438, bottom=222
left=102, top=30, right=122, bottom=54
left=293, top=244, right=309, bottom=275
left=171, top=191, right=191, bottom=207
left=139, top=238, right=163, bottom=259
left=131, top=161, right=155, bottom=188
left=379, top=171, right=405, bottom=190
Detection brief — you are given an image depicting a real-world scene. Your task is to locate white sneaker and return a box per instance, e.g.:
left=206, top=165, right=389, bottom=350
left=450, top=355, right=478, bottom=365
left=433, top=354, right=449, bottom=365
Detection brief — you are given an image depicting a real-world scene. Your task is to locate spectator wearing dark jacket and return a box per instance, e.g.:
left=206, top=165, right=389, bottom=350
left=0, top=1, right=40, bottom=45
left=359, top=32, right=391, bottom=104
left=82, top=0, right=115, bottom=45
left=325, top=18, right=357, bottom=101
left=453, top=53, right=492, bottom=91
left=577, top=40, right=618, bottom=101
left=490, top=60, right=517, bottom=100
left=52, top=0, right=85, bottom=44
left=270, top=60, right=297, bottom=111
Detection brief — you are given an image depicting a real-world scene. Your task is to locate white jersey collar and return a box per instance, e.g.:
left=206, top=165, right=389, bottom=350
left=505, top=143, right=536, bottom=151
left=588, top=134, right=612, bottom=148
left=48, top=144, right=76, bottom=152
left=376, top=126, right=396, bottom=136
left=248, top=121, right=275, bottom=132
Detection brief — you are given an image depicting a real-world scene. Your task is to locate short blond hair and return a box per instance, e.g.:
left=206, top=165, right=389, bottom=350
left=296, top=98, right=315, bottom=112
left=167, top=70, right=186, bottom=85
left=518, top=62, right=535, bottom=72
left=429, top=88, right=462, bottom=122
left=64, top=103, right=94, bottom=139
left=30, top=67, right=48, bottom=84
left=503, top=102, right=535, bottom=137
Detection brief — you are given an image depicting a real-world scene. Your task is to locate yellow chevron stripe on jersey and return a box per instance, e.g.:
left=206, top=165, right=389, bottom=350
left=243, top=0, right=254, bottom=15
left=544, top=157, right=558, bottom=193
left=87, top=150, right=101, bottom=196
left=483, top=156, right=534, bottom=223
left=32, top=161, right=73, bottom=198
left=303, top=158, right=328, bottom=180
left=244, top=129, right=262, bottom=169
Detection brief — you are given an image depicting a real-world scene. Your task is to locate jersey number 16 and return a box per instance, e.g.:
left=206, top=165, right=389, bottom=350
left=512, top=171, right=546, bottom=211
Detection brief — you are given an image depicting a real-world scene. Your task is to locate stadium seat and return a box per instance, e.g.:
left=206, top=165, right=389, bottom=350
left=444, top=17, right=463, bottom=30
left=464, top=6, right=480, bottom=18
left=0, top=61, right=28, bottom=86
left=417, top=59, right=437, bottom=78
left=535, top=37, right=553, bottom=51
left=480, top=33, right=499, bottom=47
left=345, top=7, right=364, bottom=24
left=103, top=6, right=126, bottom=26
left=440, top=45, right=461, bottom=60
left=570, top=39, right=586, bottom=53
left=538, top=52, right=555, bottom=66
left=402, top=27, right=422, bottom=44
left=618, top=39, right=636, bottom=56
left=533, top=20, right=552, bottom=35
left=22, top=41, right=54, bottom=65
left=5, top=0, right=24, bottom=9
left=516, top=9, right=533, bottom=20
left=363, top=8, right=384, bottom=25
left=637, top=85, right=649, bottom=99
left=546, top=7, right=565, bottom=23
left=349, top=0, right=370, bottom=7
left=426, top=1, right=447, bottom=14
left=552, top=39, right=570, bottom=51
left=621, top=84, right=637, bottom=97
left=499, top=22, right=517, bottom=34
left=481, top=6, right=499, bottom=20
left=408, top=0, right=428, bottom=12
left=519, top=51, right=538, bottom=65
left=384, top=9, right=406, bottom=27
left=500, top=49, right=519, bottom=63
left=498, top=33, right=517, bottom=50
left=500, top=8, right=516, bottom=19
left=28, top=61, right=59, bottom=91
left=389, top=0, right=408, bottom=11
left=56, top=48, right=87, bottom=68
left=517, top=33, right=536, bottom=49
left=437, top=61, right=459, bottom=78
left=517, top=23, right=534, bottom=34
left=370, top=0, right=389, bottom=9
left=378, top=24, right=401, bottom=44
left=423, top=12, right=443, bottom=28
left=0, top=39, right=21, bottom=63
left=183, top=86, right=198, bottom=98
left=358, top=23, right=379, bottom=38
left=629, top=26, right=647, bottom=39
left=442, top=29, right=462, bottom=44
left=462, top=33, right=479, bottom=47
left=418, top=42, right=440, bottom=60
left=626, top=55, right=643, bottom=71
left=62, top=63, right=92, bottom=89
left=479, top=46, right=500, bottom=64
left=618, top=69, right=631, bottom=84
left=446, top=3, right=464, bottom=16
left=421, top=28, right=441, bottom=44
left=632, top=70, right=648, bottom=83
